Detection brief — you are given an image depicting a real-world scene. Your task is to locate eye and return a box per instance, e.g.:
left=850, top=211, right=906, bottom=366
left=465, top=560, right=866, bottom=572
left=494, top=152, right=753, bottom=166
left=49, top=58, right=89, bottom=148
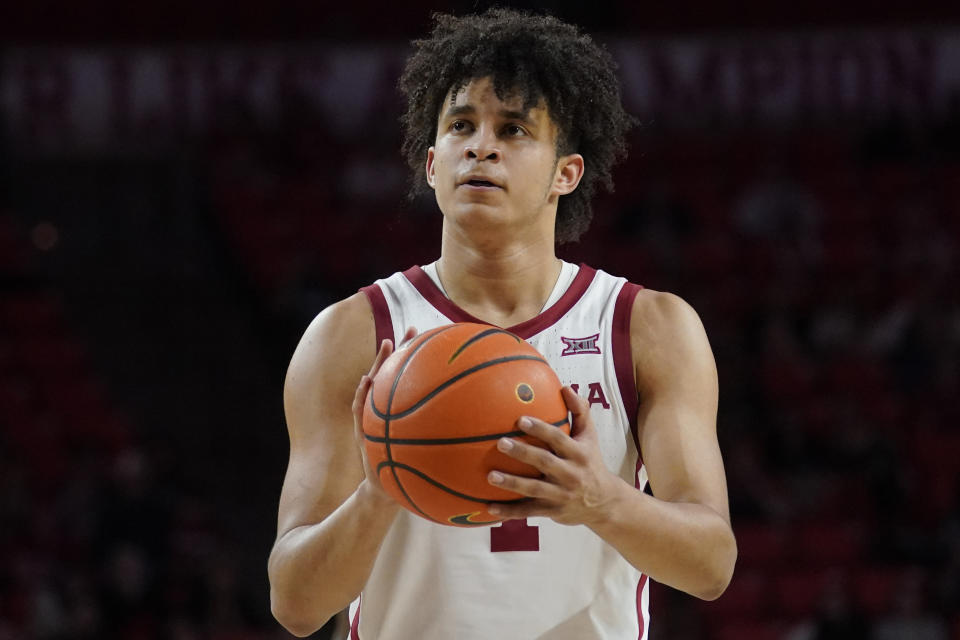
left=450, top=120, right=471, bottom=133
left=505, top=124, right=527, bottom=137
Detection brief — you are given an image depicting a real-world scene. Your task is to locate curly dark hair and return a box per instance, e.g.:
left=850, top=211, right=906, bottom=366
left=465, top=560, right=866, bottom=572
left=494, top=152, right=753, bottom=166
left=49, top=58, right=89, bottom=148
left=398, top=8, right=635, bottom=243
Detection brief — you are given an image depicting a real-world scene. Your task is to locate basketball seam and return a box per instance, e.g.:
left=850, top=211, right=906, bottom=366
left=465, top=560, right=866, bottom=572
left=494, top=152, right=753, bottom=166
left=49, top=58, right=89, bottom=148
left=363, top=417, right=569, bottom=445
left=447, top=327, right=521, bottom=363
left=369, top=355, right=549, bottom=421
left=382, top=324, right=460, bottom=524
left=376, top=461, right=529, bottom=505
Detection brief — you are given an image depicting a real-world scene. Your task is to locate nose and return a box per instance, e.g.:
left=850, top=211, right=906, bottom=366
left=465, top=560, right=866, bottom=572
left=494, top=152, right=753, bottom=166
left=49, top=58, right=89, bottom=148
left=464, top=127, right=499, bottom=161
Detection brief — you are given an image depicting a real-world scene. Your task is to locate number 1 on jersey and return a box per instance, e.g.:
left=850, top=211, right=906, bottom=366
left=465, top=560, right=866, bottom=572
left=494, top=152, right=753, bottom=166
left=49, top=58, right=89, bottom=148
left=490, top=518, right=539, bottom=552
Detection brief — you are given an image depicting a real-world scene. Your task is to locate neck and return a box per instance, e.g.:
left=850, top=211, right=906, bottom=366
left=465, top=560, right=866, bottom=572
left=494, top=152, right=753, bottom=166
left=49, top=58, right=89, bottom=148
left=436, top=220, right=562, bottom=328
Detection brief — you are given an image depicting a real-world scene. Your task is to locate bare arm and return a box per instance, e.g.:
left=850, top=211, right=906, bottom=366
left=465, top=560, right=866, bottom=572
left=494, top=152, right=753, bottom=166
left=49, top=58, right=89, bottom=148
left=487, top=290, right=736, bottom=600
left=591, top=289, right=735, bottom=598
left=267, top=293, right=403, bottom=637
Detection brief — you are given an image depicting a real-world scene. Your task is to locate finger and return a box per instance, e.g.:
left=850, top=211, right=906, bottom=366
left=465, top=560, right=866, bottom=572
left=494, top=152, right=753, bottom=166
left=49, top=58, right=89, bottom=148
left=562, top=386, right=596, bottom=440
left=497, top=435, right=577, bottom=481
left=368, top=338, right=394, bottom=378
left=356, top=339, right=396, bottom=440
left=487, top=470, right=567, bottom=502
left=515, top=415, right=579, bottom=460
left=497, top=438, right=569, bottom=479
left=400, top=326, right=418, bottom=345
left=351, top=374, right=372, bottom=427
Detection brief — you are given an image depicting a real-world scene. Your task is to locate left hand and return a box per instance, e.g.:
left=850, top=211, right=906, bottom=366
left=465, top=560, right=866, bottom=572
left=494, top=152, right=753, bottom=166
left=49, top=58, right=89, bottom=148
left=487, top=386, right=623, bottom=526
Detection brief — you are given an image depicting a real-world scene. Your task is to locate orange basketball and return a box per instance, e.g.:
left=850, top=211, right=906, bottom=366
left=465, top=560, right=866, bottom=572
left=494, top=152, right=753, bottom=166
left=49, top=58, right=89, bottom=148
left=362, top=322, right=569, bottom=527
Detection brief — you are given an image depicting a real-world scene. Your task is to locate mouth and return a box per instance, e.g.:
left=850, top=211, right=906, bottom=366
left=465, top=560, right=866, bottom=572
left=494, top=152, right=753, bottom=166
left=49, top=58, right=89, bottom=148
left=459, top=177, right=503, bottom=190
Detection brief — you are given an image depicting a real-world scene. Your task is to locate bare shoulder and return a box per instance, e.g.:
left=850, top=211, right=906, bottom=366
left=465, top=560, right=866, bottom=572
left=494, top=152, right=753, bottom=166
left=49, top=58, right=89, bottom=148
left=629, top=289, right=717, bottom=396
left=630, top=289, right=706, bottom=344
left=284, top=292, right=377, bottom=419
left=288, top=291, right=376, bottom=369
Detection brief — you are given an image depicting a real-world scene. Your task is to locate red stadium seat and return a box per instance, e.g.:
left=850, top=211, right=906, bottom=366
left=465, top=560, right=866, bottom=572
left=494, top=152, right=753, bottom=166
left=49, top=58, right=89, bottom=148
left=853, top=567, right=904, bottom=616
left=910, top=430, right=960, bottom=520
left=699, top=569, right=770, bottom=621
left=796, top=521, right=865, bottom=567
left=771, top=569, right=833, bottom=619
left=0, top=293, right=64, bottom=334
left=711, top=618, right=786, bottom=640
left=735, top=522, right=790, bottom=568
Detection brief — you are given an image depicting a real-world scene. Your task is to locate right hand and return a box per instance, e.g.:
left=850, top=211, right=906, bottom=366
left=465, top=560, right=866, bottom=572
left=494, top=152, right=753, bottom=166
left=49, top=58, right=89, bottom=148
left=351, top=327, right=418, bottom=500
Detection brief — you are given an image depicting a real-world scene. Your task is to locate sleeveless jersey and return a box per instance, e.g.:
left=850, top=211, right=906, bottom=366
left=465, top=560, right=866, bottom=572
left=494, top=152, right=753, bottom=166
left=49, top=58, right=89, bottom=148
left=354, top=262, right=648, bottom=640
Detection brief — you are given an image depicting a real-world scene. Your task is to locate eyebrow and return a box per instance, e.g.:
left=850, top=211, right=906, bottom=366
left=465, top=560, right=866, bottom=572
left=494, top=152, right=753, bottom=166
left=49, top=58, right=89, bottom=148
left=443, top=104, right=535, bottom=124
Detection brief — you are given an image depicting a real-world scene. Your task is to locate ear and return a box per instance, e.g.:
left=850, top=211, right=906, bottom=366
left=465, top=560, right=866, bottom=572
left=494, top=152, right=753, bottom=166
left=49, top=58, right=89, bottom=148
left=553, top=153, right=584, bottom=197
left=425, top=147, right=437, bottom=189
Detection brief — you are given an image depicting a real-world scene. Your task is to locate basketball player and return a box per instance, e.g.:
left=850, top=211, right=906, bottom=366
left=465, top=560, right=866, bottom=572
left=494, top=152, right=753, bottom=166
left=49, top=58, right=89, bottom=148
left=269, top=9, right=736, bottom=639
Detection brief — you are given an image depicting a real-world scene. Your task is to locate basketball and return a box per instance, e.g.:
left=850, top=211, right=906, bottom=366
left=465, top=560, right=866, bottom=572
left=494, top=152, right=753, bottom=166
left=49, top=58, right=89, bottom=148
left=362, top=322, right=569, bottom=527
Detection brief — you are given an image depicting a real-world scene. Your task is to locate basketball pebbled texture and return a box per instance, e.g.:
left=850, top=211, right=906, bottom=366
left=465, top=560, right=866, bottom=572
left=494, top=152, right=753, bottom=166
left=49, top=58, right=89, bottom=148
left=362, top=323, right=570, bottom=527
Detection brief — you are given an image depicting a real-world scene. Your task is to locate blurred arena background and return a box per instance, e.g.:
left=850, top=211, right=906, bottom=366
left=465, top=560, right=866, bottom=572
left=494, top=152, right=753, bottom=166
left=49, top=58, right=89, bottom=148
left=2, top=1, right=960, bottom=638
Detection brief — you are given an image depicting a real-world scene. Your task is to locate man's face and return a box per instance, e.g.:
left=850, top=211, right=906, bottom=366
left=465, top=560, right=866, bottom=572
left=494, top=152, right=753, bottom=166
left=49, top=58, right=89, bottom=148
left=425, top=77, right=582, bottom=237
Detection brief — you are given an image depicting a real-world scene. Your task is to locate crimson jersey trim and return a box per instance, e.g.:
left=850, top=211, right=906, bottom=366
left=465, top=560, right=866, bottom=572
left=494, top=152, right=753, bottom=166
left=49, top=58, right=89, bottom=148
left=634, top=458, right=649, bottom=639
left=401, top=264, right=598, bottom=340
left=612, top=282, right=643, bottom=458
left=360, top=284, right=394, bottom=355
left=636, top=574, right=649, bottom=640
left=350, top=595, right=361, bottom=640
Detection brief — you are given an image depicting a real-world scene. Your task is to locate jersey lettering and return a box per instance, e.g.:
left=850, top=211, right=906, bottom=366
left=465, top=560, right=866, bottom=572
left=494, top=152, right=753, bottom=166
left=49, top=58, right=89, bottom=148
left=490, top=519, right=540, bottom=552
left=587, top=382, right=610, bottom=409
left=569, top=382, right=611, bottom=409
left=560, top=333, right=601, bottom=356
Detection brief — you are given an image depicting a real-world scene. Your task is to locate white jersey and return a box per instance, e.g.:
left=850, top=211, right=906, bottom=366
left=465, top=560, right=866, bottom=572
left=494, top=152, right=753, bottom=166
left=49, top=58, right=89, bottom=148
left=354, top=261, right=648, bottom=640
